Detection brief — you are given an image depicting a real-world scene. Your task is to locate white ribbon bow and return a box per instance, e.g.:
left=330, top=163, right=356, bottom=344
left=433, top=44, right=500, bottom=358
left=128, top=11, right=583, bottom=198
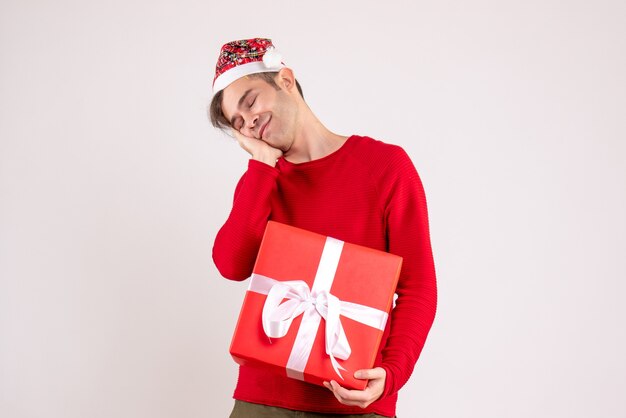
left=250, top=274, right=389, bottom=380
left=262, top=279, right=351, bottom=378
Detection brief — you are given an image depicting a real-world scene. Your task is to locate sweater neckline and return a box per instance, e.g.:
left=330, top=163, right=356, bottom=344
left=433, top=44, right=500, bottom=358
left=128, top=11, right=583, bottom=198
left=276, top=135, right=358, bottom=171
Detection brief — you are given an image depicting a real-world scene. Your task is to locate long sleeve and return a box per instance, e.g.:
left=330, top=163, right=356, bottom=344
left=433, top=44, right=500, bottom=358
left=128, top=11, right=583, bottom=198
left=380, top=148, right=438, bottom=397
left=212, top=159, right=279, bottom=281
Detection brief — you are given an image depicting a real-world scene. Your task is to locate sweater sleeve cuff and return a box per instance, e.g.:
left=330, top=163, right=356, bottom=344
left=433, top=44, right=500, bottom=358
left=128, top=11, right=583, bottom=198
left=248, top=158, right=280, bottom=177
left=380, top=364, right=396, bottom=399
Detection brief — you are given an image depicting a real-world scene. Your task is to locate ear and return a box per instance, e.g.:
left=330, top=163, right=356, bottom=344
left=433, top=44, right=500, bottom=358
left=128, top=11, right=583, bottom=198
left=276, top=67, right=296, bottom=92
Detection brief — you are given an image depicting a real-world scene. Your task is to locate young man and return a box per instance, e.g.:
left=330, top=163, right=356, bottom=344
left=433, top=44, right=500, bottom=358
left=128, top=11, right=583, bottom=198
left=209, top=38, right=437, bottom=418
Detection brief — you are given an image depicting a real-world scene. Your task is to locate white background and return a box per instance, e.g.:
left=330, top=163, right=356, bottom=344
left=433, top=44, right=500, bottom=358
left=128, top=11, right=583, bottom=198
left=1, top=1, right=625, bottom=417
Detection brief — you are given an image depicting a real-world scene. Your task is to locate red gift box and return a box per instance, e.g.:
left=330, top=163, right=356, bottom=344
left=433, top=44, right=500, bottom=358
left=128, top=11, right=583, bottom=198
left=229, top=221, right=402, bottom=390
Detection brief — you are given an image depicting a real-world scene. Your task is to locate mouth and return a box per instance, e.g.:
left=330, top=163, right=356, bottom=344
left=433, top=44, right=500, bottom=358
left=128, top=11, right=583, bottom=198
left=259, top=117, right=270, bottom=140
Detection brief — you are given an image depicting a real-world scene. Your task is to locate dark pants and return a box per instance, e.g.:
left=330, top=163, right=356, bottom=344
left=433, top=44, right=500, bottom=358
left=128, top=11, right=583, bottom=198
left=229, top=400, right=395, bottom=418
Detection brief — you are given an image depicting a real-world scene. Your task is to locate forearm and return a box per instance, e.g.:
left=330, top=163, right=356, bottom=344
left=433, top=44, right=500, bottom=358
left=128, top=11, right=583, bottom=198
left=212, top=159, right=279, bottom=280
left=381, top=260, right=437, bottom=397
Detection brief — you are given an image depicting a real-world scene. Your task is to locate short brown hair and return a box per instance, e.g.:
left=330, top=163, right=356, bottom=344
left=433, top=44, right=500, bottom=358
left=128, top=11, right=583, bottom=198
left=208, top=72, right=304, bottom=131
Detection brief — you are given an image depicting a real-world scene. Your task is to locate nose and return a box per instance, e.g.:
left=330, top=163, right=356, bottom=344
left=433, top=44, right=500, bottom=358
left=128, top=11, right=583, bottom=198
left=243, top=113, right=259, bottom=133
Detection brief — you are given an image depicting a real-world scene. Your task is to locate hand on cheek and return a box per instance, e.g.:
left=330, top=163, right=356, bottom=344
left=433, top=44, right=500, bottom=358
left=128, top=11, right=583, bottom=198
left=231, top=129, right=283, bottom=167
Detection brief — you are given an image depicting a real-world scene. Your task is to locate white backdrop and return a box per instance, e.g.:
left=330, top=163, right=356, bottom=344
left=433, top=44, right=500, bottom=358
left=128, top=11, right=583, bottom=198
left=1, top=1, right=625, bottom=417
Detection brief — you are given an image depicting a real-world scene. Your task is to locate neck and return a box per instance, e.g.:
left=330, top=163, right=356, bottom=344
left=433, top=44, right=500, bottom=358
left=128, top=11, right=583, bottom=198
left=283, top=107, right=348, bottom=164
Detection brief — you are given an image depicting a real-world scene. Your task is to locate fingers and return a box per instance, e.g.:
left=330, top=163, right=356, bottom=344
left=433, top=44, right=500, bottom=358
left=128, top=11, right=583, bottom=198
left=323, top=380, right=374, bottom=409
left=354, top=367, right=385, bottom=380
left=231, top=129, right=254, bottom=154
left=230, top=128, right=283, bottom=165
left=231, top=128, right=262, bottom=157
left=322, top=368, right=386, bottom=409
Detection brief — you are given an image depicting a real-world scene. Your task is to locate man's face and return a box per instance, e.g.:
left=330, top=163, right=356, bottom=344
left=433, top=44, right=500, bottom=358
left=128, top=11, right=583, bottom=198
left=220, top=74, right=297, bottom=152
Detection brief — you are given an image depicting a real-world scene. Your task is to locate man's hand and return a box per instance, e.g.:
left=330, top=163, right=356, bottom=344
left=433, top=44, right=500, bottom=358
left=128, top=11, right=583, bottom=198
left=323, top=367, right=386, bottom=409
left=232, top=129, right=283, bottom=167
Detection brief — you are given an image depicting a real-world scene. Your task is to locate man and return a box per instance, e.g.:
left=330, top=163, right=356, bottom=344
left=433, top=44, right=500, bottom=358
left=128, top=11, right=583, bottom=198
left=209, top=38, right=437, bottom=418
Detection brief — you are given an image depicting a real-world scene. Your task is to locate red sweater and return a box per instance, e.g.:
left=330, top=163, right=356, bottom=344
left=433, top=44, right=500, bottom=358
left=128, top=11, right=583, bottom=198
left=213, top=135, right=437, bottom=417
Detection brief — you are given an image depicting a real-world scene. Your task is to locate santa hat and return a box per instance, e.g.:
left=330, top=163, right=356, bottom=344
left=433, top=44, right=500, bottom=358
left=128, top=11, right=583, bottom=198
left=212, top=38, right=285, bottom=94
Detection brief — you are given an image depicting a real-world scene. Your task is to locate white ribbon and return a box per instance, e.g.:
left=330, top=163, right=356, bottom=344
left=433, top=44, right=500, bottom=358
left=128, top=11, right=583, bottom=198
left=247, top=237, right=389, bottom=381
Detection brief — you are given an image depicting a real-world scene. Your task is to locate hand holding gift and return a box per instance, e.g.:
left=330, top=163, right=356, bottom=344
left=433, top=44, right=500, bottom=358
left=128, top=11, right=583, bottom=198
left=324, top=367, right=386, bottom=409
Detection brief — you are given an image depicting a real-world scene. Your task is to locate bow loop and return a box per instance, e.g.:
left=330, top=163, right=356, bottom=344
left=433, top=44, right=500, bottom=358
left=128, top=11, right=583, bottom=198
left=262, top=280, right=311, bottom=338
left=260, top=280, right=355, bottom=379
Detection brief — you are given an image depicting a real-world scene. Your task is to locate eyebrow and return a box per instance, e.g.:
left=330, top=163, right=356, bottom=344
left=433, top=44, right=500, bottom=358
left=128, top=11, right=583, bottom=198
left=229, top=89, right=253, bottom=127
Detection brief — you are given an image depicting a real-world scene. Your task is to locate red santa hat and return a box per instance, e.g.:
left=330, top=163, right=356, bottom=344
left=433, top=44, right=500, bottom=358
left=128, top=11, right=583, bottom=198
left=212, top=38, right=285, bottom=93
